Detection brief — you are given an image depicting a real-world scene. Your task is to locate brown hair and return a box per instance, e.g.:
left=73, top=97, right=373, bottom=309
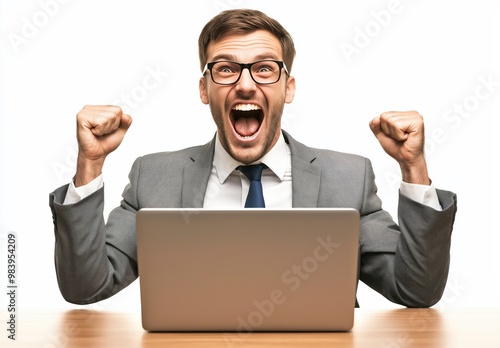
left=198, top=9, right=296, bottom=72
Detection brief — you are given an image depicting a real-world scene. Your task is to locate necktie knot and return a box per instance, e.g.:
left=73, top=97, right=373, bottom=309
left=238, top=164, right=267, bottom=208
left=238, top=164, right=266, bottom=182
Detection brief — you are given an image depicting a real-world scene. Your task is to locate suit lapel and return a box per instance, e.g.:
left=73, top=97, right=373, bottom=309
left=181, top=136, right=216, bottom=208
left=283, top=131, right=321, bottom=207
left=180, top=131, right=322, bottom=208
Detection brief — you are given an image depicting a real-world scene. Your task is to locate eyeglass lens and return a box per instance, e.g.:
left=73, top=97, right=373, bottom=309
left=211, top=61, right=282, bottom=84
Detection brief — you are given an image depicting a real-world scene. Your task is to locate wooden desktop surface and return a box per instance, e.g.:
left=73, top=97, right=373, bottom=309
left=2, top=308, right=499, bottom=347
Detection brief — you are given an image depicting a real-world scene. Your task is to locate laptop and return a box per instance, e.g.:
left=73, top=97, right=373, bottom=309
left=136, top=208, right=359, bottom=332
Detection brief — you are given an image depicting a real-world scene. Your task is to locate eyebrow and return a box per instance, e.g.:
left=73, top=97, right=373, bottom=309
left=210, top=53, right=281, bottom=62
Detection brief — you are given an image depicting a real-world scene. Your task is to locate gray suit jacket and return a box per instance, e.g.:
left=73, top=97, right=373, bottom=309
left=49, top=131, right=457, bottom=307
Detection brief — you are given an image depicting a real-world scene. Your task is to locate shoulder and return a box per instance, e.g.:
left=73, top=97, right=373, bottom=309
left=311, top=146, right=367, bottom=164
left=284, top=130, right=369, bottom=169
left=133, top=136, right=216, bottom=169
left=140, top=145, right=205, bottom=163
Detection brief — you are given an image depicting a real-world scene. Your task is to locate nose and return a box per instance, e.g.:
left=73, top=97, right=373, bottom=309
left=235, top=68, right=257, bottom=93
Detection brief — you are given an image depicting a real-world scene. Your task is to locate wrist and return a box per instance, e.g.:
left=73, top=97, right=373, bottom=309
left=74, top=154, right=105, bottom=187
left=400, top=158, right=431, bottom=185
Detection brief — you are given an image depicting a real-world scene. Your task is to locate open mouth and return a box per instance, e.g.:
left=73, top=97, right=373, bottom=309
left=230, top=104, right=264, bottom=139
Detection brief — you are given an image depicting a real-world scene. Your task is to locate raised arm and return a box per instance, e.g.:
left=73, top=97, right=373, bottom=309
left=49, top=105, right=135, bottom=304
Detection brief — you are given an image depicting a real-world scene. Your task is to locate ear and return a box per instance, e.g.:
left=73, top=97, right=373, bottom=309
left=285, top=76, right=296, bottom=104
left=199, top=77, right=209, bottom=105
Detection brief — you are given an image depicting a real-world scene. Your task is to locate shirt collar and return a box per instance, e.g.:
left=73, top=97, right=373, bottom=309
left=213, top=132, right=288, bottom=184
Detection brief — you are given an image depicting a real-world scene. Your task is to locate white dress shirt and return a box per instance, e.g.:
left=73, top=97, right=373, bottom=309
left=64, top=132, right=442, bottom=211
left=202, top=133, right=292, bottom=208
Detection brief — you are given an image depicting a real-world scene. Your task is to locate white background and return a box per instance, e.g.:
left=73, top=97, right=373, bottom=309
left=0, top=0, right=499, bottom=318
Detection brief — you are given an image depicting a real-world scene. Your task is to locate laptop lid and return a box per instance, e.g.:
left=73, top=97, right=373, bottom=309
left=136, top=208, right=359, bottom=332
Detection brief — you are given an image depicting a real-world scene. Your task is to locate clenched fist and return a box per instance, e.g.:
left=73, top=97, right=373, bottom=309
left=369, top=111, right=430, bottom=185
left=74, top=105, right=132, bottom=187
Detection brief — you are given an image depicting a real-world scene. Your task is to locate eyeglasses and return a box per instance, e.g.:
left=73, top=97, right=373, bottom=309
left=203, top=60, right=289, bottom=85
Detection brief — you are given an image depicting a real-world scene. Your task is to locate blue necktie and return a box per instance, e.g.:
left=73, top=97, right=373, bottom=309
left=238, top=164, right=267, bottom=208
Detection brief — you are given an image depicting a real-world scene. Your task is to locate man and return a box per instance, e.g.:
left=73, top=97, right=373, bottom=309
left=49, top=9, right=457, bottom=307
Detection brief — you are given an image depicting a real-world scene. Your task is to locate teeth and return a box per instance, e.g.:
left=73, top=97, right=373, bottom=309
left=233, top=104, right=261, bottom=111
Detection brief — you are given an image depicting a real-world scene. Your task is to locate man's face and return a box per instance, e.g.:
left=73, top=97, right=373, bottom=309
left=199, top=30, right=295, bottom=164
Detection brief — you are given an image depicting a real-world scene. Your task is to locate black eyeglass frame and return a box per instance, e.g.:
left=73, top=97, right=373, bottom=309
left=203, top=60, right=290, bottom=85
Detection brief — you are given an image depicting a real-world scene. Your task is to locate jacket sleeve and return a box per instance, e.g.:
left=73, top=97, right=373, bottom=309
left=49, top=157, right=143, bottom=304
left=358, top=159, right=458, bottom=307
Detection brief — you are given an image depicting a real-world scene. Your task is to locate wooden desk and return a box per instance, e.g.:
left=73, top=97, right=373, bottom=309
left=2, top=308, right=499, bottom=347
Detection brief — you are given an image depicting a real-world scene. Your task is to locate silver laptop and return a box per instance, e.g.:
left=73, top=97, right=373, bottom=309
left=136, top=208, right=359, bottom=332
